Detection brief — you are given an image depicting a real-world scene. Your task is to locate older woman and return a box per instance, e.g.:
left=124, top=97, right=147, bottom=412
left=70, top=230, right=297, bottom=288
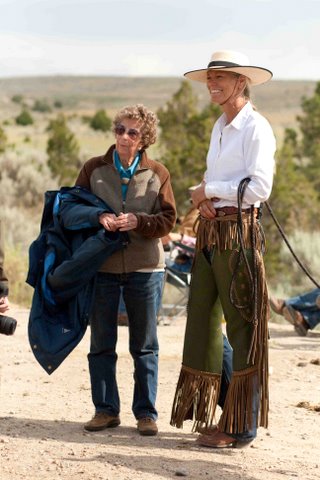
left=170, top=50, right=276, bottom=448
left=76, top=104, right=176, bottom=436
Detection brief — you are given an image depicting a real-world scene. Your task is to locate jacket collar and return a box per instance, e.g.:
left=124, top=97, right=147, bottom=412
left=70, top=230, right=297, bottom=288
left=103, top=145, right=151, bottom=169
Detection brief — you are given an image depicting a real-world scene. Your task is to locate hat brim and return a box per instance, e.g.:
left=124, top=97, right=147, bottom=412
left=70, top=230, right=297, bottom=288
left=184, top=66, right=273, bottom=86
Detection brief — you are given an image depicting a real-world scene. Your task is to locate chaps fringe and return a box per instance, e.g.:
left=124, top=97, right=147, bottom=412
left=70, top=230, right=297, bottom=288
left=195, top=214, right=265, bottom=253
left=258, top=277, right=270, bottom=428
left=218, top=366, right=258, bottom=434
left=247, top=253, right=270, bottom=429
left=170, top=365, right=221, bottom=431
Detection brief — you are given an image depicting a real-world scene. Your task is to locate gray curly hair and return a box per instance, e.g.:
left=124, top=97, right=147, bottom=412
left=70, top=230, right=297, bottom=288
left=112, top=104, right=159, bottom=149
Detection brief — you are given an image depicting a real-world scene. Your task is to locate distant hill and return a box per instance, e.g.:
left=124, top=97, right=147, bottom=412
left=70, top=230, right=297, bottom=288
left=0, top=75, right=317, bottom=140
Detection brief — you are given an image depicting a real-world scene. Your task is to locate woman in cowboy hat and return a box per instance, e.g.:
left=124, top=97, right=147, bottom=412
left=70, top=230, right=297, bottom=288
left=170, top=50, right=276, bottom=448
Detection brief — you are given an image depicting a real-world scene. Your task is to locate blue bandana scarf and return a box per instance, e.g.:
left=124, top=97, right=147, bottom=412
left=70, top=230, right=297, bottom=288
left=114, top=150, right=141, bottom=200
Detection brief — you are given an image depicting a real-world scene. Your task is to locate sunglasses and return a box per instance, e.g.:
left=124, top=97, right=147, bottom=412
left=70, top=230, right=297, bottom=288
left=115, top=124, right=140, bottom=140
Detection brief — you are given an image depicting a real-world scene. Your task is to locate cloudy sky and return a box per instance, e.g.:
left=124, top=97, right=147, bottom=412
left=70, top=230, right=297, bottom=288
left=0, top=0, right=319, bottom=80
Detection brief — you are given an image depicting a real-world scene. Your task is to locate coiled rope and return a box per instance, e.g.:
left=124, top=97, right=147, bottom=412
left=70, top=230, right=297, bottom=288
left=229, top=178, right=260, bottom=363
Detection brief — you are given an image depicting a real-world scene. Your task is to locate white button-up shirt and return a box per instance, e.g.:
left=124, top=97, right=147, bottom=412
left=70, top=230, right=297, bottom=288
left=204, top=102, right=276, bottom=209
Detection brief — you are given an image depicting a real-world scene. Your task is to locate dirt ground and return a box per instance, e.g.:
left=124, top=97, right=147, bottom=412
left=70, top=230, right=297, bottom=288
left=1, top=306, right=320, bottom=480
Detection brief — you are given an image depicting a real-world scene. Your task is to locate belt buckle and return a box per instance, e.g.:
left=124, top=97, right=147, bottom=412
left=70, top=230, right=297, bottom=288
left=217, top=210, right=226, bottom=217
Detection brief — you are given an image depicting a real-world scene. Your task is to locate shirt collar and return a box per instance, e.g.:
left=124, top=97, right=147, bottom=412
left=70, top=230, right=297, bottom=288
left=219, top=101, right=253, bottom=131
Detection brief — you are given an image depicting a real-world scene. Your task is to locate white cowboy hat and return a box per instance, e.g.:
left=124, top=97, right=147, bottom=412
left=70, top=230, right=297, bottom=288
left=184, top=50, right=273, bottom=86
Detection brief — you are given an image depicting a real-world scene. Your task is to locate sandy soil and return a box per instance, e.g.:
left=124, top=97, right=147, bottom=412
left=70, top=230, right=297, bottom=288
left=1, top=306, right=320, bottom=480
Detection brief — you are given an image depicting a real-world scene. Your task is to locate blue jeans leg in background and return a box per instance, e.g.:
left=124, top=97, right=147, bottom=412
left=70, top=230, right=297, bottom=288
left=286, top=288, right=320, bottom=330
left=218, top=334, right=233, bottom=409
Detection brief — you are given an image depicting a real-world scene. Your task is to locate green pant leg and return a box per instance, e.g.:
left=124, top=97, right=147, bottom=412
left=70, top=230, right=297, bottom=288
left=183, top=250, right=223, bottom=373
left=212, top=248, right=257, bottom=371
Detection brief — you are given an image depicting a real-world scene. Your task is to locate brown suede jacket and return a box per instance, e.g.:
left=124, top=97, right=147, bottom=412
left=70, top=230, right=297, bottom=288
left=75, top=145, right=176, bottom=273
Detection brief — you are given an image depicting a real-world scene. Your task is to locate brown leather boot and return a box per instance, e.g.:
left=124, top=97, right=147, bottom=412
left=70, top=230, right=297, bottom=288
left=283, top=306, right=309, bottom=336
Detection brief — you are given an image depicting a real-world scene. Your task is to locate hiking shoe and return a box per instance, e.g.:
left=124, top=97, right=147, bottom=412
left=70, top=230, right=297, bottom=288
left=137, top=417, right=158, bottom=436
left=269, top=296, right=285, bottom=315
left=283, top=306, right=309, bottom=336
left=316, top=295, right=320, bottom=309
left=84, top=412, right=120, bottom=431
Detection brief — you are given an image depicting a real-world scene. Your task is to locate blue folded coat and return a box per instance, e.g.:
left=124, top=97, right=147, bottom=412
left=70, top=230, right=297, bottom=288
left=27, top=186, right=129, bottom=374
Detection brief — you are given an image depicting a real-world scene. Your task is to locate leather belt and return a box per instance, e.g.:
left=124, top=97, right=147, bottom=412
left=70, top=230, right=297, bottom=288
left=215, top=207, right=258, bottom=217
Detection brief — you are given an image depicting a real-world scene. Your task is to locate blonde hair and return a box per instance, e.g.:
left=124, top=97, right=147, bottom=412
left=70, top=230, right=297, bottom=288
left=112, top=104, right=159, bottom=149
left=231, top=72, right=251, bottom=99
left=243, top=82, right=251, bottom=100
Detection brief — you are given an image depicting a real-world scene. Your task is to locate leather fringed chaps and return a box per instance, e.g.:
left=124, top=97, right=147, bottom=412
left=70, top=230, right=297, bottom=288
left=170, top=212, right=270, bottom=433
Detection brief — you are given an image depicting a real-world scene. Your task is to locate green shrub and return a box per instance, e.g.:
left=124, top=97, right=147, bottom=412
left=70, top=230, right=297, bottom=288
left=11, top=94, right=24, bottom=104
left=15, top=109, right=34, bottom=126
left=90, top=109, right=112, bottom=132
left=54, top=100, right=63, bottom=109
left=32, top=99, right=52, bottom=113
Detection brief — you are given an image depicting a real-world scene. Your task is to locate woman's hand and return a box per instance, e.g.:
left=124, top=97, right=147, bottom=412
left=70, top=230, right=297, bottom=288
left=99, top=213, right=119, bottom=231
left=198, top=200, right=216, bottom=219
left=191, top=183, right=218, bottom=218
left=116, top=212, right=138, bottom=231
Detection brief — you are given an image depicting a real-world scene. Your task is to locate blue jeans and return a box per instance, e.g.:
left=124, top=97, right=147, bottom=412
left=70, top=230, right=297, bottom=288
left=219, top=335, right=257, bottom=442
left=118, top=287, right=127, bottom=314
left=88, top=271, right=164, bottom=420
left=285, top=288, right=320, bottom=330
